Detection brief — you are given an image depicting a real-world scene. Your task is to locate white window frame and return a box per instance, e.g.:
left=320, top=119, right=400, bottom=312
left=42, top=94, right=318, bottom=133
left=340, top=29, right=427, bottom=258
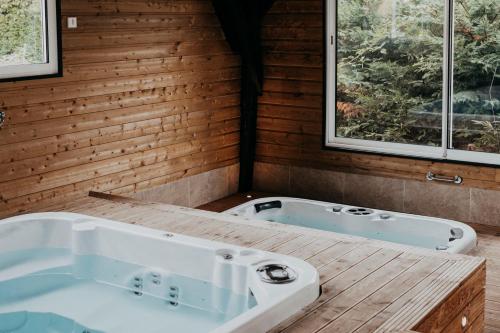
left=325, top=0, right=500, bottom=166
left=0, top=0, right=60, bottom=81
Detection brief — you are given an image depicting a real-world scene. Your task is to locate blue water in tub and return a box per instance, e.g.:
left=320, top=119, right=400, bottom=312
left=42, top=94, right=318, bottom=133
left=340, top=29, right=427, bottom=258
left=252, top=202, right=449, bottom=250
left=0, top=249, right=255, bottom=333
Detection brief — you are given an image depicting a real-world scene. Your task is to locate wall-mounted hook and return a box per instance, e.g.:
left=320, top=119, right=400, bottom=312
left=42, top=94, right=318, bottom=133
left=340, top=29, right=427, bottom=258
left=0, top=110, right=5, bottom=128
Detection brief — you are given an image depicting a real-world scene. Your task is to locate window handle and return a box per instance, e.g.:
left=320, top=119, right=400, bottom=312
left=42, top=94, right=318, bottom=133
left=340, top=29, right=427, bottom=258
left=426, top=171, right=463, bottom=185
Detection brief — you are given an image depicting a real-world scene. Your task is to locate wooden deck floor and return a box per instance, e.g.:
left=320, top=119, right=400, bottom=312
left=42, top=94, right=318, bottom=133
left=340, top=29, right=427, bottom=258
left=36, top=194, right=489, bottom=333
left=470, top=235, right=500, bottom=333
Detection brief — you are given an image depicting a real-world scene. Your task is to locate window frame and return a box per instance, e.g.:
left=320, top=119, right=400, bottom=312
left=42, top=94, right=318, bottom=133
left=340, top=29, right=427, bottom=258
left=324, top=0, right=500, bottom=166
left=0, top=0, right=62, bottom=83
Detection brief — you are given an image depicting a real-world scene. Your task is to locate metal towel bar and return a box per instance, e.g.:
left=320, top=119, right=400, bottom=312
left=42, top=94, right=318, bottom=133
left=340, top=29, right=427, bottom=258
left=426, top=171, right=463, bottom=185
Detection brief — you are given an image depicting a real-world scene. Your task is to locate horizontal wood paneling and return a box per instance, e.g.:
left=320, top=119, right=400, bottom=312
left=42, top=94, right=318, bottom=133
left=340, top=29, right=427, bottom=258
left=61, top=1, right=215, bottom=15
left=0, top=0, right=240, bottom=216
left=257, top=0, right=500, bottom=191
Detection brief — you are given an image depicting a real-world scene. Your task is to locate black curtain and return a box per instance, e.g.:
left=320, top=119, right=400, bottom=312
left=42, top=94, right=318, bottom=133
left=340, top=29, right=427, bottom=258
left=211, top=0, right=276, bottom=192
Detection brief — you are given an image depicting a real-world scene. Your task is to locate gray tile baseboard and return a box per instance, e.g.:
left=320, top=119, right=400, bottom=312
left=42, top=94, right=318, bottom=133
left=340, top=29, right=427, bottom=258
left=132, top=164, right=239, bottom=208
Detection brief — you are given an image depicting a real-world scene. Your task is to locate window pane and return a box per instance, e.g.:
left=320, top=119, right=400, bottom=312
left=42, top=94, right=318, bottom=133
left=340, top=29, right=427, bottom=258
left=0, top=0, right=46, bottom=67
left=451, top=0, right=500, bottom=154
left=335, top=0, right=444, bottom=146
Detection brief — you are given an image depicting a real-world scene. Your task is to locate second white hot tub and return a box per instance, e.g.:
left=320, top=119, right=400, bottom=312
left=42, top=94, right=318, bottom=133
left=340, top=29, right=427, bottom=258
left=225, top=197, right=477, bottom=254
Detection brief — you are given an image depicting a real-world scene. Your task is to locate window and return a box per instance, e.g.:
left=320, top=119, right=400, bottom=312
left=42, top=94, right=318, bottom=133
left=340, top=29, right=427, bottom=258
left=0, top=0, right=61, bottom=81
left=326, top=0, right=500, bottom=165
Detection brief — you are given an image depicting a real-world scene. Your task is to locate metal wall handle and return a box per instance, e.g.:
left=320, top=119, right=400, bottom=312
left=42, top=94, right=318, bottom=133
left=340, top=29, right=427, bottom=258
left=426, top=171, right=463, bottom=185
left=0, top=111, right=5, bottom=128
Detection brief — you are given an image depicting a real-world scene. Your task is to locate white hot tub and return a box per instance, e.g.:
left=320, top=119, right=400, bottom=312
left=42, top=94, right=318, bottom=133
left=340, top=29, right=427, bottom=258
left=225, top=197, right=477, bottom=254
left=0, top=213, right=319, bottom=333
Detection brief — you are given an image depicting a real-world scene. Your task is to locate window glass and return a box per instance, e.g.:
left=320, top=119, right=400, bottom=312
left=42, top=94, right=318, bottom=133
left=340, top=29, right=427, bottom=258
left=335, top=0, right=444, bottom=146
left=0, top=0, right=46, bottom=68
left=451, top=0, right=500, bottom=154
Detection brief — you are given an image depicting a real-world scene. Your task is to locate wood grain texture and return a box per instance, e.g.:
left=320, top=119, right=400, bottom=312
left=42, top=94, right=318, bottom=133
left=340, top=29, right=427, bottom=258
left=0, top=0, right=240, bottom=217
left=257, top=0, right=500, bottom=191
left=34, top=195, right=486, bottom=333
left=470, top=234, right=500, bottom=333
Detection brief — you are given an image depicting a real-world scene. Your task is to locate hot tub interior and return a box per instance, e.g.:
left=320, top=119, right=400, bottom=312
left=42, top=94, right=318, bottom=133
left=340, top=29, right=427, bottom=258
left=226, top=197, right=477, bottom=254
left=0, top=250, right=254, bottom=333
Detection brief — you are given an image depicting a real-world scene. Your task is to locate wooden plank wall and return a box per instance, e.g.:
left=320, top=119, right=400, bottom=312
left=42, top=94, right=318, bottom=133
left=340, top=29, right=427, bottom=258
left=0, top=0, right=240, bottom=217
left=257, top=0, right=500, bottom=191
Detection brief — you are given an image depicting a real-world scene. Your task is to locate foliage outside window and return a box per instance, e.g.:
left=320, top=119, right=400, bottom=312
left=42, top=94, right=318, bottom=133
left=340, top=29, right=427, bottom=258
left=453, top=0, right=500, bottom=154
left=326, top=0, right=500, bottom=164
left=0, top=0, right=60, bottom=81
